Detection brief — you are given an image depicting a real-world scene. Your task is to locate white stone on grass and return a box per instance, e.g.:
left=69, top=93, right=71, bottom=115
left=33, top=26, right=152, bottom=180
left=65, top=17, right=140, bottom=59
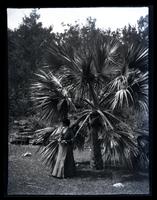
left=22, top=152, right=32, bottom=157
left=113, top=183, right=124, bottom=188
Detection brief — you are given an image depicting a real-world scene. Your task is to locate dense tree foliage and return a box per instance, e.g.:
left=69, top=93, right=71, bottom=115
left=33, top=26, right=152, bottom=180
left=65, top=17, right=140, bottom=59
left=8, top=9, right=53, bottom=119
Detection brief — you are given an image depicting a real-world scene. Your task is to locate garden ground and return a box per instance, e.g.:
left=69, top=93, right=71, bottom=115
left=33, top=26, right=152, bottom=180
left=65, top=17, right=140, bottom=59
left=8, top=144, right=149, bottom=195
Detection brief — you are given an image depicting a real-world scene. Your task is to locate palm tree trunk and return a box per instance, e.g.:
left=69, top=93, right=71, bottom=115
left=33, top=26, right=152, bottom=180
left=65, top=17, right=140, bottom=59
left=88, top=83, right=103, bottom=170
left=90, top=128, right=103, bottom=170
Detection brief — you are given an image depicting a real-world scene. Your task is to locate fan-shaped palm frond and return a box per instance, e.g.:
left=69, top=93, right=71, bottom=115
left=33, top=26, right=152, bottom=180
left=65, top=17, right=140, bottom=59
left=108, top=70, right=148, bottom=112
left=35, top=127, right=60, bottom=143
left=31, top=69, right=76, bottom=124
left=129, top=70, right=148, bottom=112
left=102, top=128, right=139, bottom=169
left=105, top=37, right=121, bottom=65
left=124, top=43, right=148, bottom=72
left=39, top=140, right=59, bottom=172
left=35, top=127, right=55, bottom=144
left=92, top=36, right=121, bottom=80
left=35, top=125, right=68, bottom=171
left=47, top=40, right=81, bottom=73
left=111, top=89, right=134, bottom=110
left=57, top=53, right=102, bottom=103
left=108, top=75, right=128, bottom=92
left=107, top=43, right=148, bottom=111
left=35, top=127, right=58, bottom=151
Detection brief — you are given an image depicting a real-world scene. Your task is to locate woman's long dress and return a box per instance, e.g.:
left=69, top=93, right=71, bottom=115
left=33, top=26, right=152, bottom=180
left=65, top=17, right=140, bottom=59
left=51, top=127, right=76, bottom=178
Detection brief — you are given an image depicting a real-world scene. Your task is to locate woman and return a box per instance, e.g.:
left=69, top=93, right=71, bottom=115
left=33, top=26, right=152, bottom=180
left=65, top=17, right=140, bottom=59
left=51, top=118, right=76, bottom=178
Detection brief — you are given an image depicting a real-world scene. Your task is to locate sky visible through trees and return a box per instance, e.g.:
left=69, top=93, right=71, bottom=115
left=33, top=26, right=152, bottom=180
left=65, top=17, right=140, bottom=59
left=7, top=7, right=148, bottom=33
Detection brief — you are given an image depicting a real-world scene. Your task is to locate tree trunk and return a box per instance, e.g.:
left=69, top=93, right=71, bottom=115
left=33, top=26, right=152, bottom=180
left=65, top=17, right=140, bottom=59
left=90, top=128, right=103, bottom=170
left=88, top=83, right=103, bottom=169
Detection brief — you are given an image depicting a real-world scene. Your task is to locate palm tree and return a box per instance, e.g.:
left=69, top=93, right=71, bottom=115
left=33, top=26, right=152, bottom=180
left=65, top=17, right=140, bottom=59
left=31, top=34, right=148, bottom=170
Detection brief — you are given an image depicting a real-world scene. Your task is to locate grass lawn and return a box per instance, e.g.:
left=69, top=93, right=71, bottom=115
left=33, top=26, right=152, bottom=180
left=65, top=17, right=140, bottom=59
left=8, top=144, right=150, bottom=195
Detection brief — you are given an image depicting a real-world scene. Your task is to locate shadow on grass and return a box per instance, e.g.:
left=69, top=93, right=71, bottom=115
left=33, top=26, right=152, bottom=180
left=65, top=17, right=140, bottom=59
left=75, top=161, right=149, bottom=182
left=76, top=169, right=113, bottom=179
left=121, top=173, right=149, bottom=183
left=75, top=161, right=112, bottom=179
